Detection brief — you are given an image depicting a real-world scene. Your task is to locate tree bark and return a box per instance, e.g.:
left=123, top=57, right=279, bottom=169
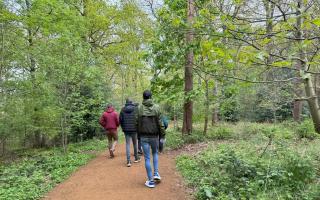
left=293, top=0, right=303, bottom=122
left=173, top=105, right=178, bottom=130
left=0, top=23, right=4, bottom=86
left=182, top=0, right=195, bottom=134
left=297, top=0, right=320, bottom=133
left=203, top=79, right=209, bottom=134
left=304, top=75, right=320, bottom=133
left=212, top=80, right=219, bottom=125
left=26, top=0, right=44, bottom=148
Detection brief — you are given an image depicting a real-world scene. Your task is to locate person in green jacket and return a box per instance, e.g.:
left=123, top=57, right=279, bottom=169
left=136, top=90, right=165, bottom=188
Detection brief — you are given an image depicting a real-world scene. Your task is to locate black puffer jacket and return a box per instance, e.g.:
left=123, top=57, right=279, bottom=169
left=120, top=102, right=137, bottom=133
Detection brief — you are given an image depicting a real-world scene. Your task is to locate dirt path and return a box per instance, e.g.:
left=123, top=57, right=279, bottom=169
left=43, top=143, right=189, bottom=200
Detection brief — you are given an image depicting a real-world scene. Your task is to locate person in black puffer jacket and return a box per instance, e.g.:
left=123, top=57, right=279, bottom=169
left=120, top=99, right=141, bottom=167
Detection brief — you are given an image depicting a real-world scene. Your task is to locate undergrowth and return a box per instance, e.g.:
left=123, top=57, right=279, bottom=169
left=0, top=139, right=106, bottom=200
left=176, top=141, right=320, bottom=199
left=171, top=120, right=320, bottom=200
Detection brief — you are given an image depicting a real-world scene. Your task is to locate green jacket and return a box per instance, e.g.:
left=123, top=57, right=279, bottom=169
left=136, top=99, right=165, bottom=138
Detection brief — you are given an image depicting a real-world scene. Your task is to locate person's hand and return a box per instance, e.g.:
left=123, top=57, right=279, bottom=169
left=160, top=138, right=166, bottom=144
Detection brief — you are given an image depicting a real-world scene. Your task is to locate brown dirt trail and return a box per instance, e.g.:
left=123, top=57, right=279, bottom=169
left=43, top=143, right=189, bottom=200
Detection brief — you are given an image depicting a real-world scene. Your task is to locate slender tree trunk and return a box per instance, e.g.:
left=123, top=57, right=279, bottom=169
left=26, top=0, right=43, bottom=147
left=212, top=80, right=219, bottom=125
left=296, top=0, right=320, bottom=133
left=121, top=69, right=124, bottom=105
left=173, top=105, right=178, bottom=130
left=293, top=0, right=303, bottom=122
left=1, top=138, right=6, bottom=156
left=263, top=0, right=275, bottom=65
left=61, top=115, right=66, bottom=153
left=182, top=0, right=195, bottom=134
left=203, top=79, right=209, bottom=134
left=304, top=75, right=320, bottom=133
left=61, top=85, right=68, bottom=153
left=0, top=23, right=4, bottom=86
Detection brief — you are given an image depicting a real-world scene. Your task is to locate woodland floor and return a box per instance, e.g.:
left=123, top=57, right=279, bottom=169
left=43, top=143, right=190, bottom=200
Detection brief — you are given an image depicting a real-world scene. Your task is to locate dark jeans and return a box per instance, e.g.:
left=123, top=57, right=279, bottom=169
left=138, top=135, right=142, bottom=152
left=124, top=132, right=138, bottom=161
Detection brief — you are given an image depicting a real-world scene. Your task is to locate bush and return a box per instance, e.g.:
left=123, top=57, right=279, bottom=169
left=295, top=120, right=318, bottom=140
left=183, top=131, right=206, bottom=144
left=241, top=122, right=264, bottom=136
left=165, top=129, right=184, bottom=149
left=207, top=126, right=234, bottom=140
left=176, top=143, right=320, bottom=200
left=259, top=125, right=294, bottom=140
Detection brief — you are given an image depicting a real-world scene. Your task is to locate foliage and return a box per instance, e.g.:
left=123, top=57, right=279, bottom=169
left=0, top=139, right=106, bottom=200
left=165, top=129, right=185, bottom=150
left=207, top=126, right=234, bottom=140
left=295, top=120, right=318, bottom=140
left=176, top=141, right=320, bottom=200
left=0, top=0, right=152, bottom=152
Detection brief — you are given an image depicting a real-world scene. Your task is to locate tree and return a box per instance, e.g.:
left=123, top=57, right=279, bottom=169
left=182, top=0, right=195, bottom=134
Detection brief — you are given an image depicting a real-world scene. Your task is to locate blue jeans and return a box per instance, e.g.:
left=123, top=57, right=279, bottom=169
left=125, top=132, right=138, bottom=161
left=141, top=137, right=159, bottom=181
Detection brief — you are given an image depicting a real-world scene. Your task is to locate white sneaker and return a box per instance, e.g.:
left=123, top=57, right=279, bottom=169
left=153, top=173, right=161, bottom=181
left=145, top=180, right=155, bottom=188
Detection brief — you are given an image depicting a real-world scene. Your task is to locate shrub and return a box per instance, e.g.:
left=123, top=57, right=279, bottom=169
left=259, top=125, right=295, bottom=140
left=242, top=123, right=264, bottom=136
left=295, top=120, right=318, bottom=140
left=176, top=143, right=319, bottom=200
left=183, top=132, right=206, bottom=144
left=207, top=126, right=234, bottom=140
left=165, top=130, right=184, bottom=149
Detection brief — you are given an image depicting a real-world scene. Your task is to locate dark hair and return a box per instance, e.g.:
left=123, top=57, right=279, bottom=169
left=143, top=90, right=152, bottom=99
left=107, top=103, right=113, bottom=108
left=126, top=98, right=132, bottom=104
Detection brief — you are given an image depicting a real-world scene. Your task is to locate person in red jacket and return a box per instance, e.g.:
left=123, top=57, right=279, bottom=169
left=99, top=104, right=120, bottom=158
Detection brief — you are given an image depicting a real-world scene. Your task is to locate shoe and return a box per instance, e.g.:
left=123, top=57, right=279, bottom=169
left=127, top=160, right=132, bottom=167
left=153, top=173, right=161, bottom=181
left=134, top=157, right=141, bottom=163
left=145, top=180, right=155, bottom=188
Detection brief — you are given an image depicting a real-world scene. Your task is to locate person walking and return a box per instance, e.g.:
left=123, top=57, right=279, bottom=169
left=120, top=99, right=141, bottom=167
left=99, top=103, right=120, bottom=158
left=136, top=90, right=165, bottom=188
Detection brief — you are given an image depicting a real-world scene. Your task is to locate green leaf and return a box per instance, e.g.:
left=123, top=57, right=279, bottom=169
left=272, top=60, right=291, bottom=67
left=312, top=19, right=320, bottom=26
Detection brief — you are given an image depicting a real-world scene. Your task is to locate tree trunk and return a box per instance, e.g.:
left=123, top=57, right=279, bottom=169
left=173, top=105, right=178, bottom=130
left=293, top=0, right=303, bottom=122
left=304, top=75, right=320, bottom=133
left=0, top=138, right=6, bottom=156
left=212, top=80, right=219, bottom=125
left=203, top=80, right=209, bottom=134
left=297, top=0, right=320, bottom=133
left=26, top=0, right=43, bottom=147
left=263, top=0, right=275, bottom=65
left=182, top=0, right=195, bottom=134
left=0, top=23, right=4, bottom=86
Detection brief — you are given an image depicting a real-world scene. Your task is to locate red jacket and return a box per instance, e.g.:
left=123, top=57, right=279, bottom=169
left=99, top=107, right=120, bottom=131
